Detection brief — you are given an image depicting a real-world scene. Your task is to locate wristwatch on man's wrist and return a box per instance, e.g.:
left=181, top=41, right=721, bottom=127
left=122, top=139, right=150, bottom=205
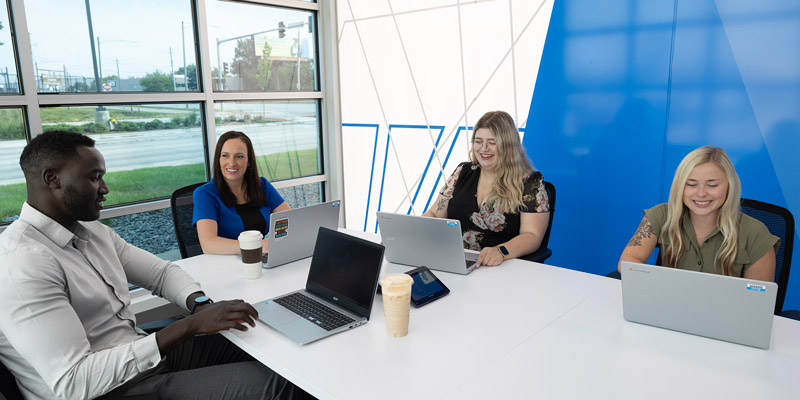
left=496, top=245, right=509, bottom=260
left=190, top=295, right=213, bottom=314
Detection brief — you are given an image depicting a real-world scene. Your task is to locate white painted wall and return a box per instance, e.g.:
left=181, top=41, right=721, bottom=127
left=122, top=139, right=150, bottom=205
left=337, top=0, right=554, bottom=232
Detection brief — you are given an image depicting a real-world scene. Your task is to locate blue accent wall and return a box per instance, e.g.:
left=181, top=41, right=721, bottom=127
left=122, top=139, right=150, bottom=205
left=527, top=0, right=800, bottom=310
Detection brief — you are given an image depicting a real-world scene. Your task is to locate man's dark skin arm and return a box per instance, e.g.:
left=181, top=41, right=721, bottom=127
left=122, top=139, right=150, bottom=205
left=154, top=292, right=258, bottom=355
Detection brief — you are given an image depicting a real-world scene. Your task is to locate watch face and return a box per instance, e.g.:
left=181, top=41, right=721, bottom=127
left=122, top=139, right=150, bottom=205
left=499, top=246, right=509, bottom=256
left=195, top=296, right=210, bottom=303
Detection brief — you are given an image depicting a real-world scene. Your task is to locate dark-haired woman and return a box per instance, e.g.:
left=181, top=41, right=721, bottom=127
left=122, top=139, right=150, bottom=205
left=193, top=131, right=290, bottom=255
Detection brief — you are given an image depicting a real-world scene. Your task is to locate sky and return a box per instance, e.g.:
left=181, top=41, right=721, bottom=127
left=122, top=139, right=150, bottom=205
left=0, top=0, right=315, bottom=82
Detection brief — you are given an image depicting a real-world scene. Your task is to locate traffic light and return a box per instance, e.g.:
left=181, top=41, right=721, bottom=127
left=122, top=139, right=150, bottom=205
left=278, top=21, right=286, bottom=38
left=223, top=62, right=229, bottom=76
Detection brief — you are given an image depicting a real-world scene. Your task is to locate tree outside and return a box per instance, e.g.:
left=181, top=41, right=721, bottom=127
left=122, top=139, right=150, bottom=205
left=140, top=70, right=174, bottom=92
left=176, top=64, right=198, bottom=90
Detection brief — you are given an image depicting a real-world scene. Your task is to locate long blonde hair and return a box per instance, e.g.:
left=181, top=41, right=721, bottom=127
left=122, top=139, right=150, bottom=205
left=663, top=146, right=742, bottom=275
left=469, top=111, right=534, bottom=214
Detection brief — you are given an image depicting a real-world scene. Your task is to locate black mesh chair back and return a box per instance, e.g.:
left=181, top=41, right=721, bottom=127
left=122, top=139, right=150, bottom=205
left=740, top=198, right=794, bottom=314
left=519, top=181, right=556, bottom=263
left=171, top=182, right=206, bottom=259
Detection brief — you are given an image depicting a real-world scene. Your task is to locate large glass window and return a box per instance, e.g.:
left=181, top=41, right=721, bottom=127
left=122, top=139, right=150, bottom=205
left=26, top=0, right=198, bottom=93
left=277, top=182, right=323, bottom=209
left=104, top=208, right=180, bottom=260
left=1, top=0, right=328, bottom=240
left=42, top=103, right=206, bottom=205
left=0, top=1, right=19, bottom=93
left=0, top=107, right=26, bottom=223
left=214, top=100, right=321, bottom=181
left=206, top=0, right=318, bottom=92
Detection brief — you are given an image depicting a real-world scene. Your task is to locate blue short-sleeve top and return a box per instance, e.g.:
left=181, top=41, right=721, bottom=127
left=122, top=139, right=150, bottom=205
left=192, top=177, right=285, bottom=239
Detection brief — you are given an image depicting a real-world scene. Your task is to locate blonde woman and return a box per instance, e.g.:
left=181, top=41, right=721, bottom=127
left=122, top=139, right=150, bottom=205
left=423, top=111, right=550, bottom=267
left=619, top=146, right=779, bottom=281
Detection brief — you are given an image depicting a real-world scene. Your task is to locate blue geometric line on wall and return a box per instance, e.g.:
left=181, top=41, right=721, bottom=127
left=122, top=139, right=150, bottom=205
left=342, top=123, right=380, bottom=231
left=405, top=125, right=447, bottom=215
left=374, top=125, right=445, bottom=232
left=423, top=126, right=471, bottom=214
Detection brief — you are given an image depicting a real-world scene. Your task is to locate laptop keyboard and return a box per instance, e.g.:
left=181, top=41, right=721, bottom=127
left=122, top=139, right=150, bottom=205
left=273, top=292, right=355, bottom=331
left=466, top=260, right=476, bottom=268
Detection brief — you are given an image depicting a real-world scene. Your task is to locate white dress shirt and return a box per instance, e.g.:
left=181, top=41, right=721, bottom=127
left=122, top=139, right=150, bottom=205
left=0, top=202, right=202, bottom=399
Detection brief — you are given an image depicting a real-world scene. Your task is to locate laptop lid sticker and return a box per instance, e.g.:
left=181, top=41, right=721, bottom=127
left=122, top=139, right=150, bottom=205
left=274, top=218, right=289, bottom=239
left=746, top=284, right=766, bottom=292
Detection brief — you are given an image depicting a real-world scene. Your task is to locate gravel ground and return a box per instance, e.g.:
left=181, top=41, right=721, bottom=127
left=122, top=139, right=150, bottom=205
left=113, top=184, right=322, bottom=257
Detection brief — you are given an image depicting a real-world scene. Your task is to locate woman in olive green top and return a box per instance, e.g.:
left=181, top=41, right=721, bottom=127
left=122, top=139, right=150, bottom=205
left=619, top=146, right=779, bottom=282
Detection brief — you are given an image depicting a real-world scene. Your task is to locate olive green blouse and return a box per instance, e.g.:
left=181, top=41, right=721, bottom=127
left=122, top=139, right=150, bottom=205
left=644, top=203, right=780, bottom=277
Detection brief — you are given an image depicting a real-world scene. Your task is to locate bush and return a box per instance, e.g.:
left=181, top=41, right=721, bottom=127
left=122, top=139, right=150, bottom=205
left=144, top=119, right=164, bottom=130
left=43, top=123, right=82, bottom=133
left=81, top=122, right=109, bottom=133
left=171, top=116, right=185, bottom=127
left=183, top=112, right=199, bottom=127
left=116, top=121, right=145, bottom=132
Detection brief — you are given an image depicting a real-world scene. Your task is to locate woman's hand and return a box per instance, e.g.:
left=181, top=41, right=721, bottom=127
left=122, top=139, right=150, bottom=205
left=476, top=246, right=504, bottom=267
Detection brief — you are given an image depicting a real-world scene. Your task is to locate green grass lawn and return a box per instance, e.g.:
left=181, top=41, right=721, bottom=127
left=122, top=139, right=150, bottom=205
left=1, top=148, right=320, bottom=221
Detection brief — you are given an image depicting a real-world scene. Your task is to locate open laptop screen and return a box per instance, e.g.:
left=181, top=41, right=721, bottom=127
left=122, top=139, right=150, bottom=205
left=306, top=227, right=385, bottom=318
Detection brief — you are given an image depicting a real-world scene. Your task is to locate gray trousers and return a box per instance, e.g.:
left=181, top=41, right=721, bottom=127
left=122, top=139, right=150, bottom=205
left=99, top=334, right=311, bottom=400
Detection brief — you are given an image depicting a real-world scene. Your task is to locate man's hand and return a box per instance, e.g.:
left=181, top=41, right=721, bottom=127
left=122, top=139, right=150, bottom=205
left=155, top=300, right=259, bottom=355
left=188, top=300, right=259, bottom=334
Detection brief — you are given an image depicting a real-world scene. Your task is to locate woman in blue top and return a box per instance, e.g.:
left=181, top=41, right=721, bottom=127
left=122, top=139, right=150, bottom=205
left=193, top=131, right=290, bottom=255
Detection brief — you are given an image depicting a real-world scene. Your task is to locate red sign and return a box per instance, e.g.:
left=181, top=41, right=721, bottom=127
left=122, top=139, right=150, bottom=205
left=103, top=83, right=112, bottom=91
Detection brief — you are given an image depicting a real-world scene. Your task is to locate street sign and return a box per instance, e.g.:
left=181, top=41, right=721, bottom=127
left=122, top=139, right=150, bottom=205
left=103, top=83, right=112, bottom=91
left=41, top=74, right=61, bottom=85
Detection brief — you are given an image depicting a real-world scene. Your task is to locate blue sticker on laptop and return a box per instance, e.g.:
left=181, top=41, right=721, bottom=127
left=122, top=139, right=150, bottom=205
left=746, top=284, right=766, bottom=292
left=446, top=220, right=458, bottom=227
left=332, top=202, right=340, bottom=207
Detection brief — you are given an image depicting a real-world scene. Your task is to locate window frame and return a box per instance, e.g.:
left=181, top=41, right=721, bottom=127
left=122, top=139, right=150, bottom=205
left=0, top=0, right=342, bottom=233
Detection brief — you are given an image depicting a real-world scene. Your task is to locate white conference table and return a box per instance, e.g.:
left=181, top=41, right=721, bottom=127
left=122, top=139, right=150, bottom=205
left=176, top=233, right=800, bottom=400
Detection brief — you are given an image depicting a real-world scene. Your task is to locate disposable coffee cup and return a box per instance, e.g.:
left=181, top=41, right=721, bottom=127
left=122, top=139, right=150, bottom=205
left=238, top=230, right=263, bottom=279
left=380, top=274, right=414, bottom=338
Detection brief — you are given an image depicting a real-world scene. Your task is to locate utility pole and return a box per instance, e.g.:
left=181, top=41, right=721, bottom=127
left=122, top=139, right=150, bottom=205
left=116, top=57, right=120, bottom=90
left=97, top=37, right=102, bottom=82
left=182, top=21, right=187, bottom=91
left=170, top=47, right=176, bottom=91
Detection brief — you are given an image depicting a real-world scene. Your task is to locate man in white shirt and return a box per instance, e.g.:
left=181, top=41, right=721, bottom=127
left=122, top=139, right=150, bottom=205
left=0, top=131, right=307, bottom=399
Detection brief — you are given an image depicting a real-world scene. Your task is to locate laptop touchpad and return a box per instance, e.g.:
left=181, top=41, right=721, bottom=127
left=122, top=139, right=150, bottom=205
left=264, top=305, right=300, bottom=326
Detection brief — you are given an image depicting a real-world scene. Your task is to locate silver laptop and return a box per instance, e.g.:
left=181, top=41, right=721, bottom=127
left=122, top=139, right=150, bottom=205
left=262, top=200, right=341, bottom=269
left=376, top=211, right=479, bottom=275
left=254, top=227, right=385, bottom=345
left=620, top=261, right=777, bottom=349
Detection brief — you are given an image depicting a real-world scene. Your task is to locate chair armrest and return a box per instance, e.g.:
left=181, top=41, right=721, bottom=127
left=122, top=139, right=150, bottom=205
left=779, top=310, right=800, bottom=321
left=518, top=247, right=552, bottom=264
left=137, top=317, right=183, bottom=334
left=605, top=270, right=621, bottom=280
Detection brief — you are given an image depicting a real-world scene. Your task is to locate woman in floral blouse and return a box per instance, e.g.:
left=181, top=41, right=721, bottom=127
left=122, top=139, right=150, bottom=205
left=423, top=111, right=550, bottom=267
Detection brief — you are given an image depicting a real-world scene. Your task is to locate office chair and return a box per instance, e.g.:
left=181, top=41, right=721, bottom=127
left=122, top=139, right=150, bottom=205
left=739, top=199, right=795, bottom=315
left=171, top=182, right=206, bottom=259
left=0, top=360, right=22, bottom=400
left=607, top=198, right=794, bottom=315
left=518, top=181, right=556, bottom=263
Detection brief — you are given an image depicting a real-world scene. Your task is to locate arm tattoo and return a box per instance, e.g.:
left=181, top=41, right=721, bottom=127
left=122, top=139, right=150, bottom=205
left=627, top=218, right=655, bottom=247
left=436, top=197, right=448, bottom=212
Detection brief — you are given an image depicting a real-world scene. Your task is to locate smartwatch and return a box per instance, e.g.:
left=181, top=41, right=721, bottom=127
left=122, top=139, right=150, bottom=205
left=190, top=295, right=213, bottom=314
left=496, top=245, right=509, bottom=259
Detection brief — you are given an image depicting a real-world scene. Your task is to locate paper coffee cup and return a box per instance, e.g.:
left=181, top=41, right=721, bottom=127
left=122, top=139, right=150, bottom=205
left=238, top=230, right=263, bottom=279
left=380, top=274, right=414, bottom=338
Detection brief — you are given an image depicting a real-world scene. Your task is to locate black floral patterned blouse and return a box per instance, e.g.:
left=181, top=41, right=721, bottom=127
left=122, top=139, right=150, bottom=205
left=442, top=162, right=549, bottom=250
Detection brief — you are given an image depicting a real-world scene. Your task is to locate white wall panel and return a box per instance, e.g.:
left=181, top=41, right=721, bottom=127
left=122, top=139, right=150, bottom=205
left=338, top=0, right=554, bottom=231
